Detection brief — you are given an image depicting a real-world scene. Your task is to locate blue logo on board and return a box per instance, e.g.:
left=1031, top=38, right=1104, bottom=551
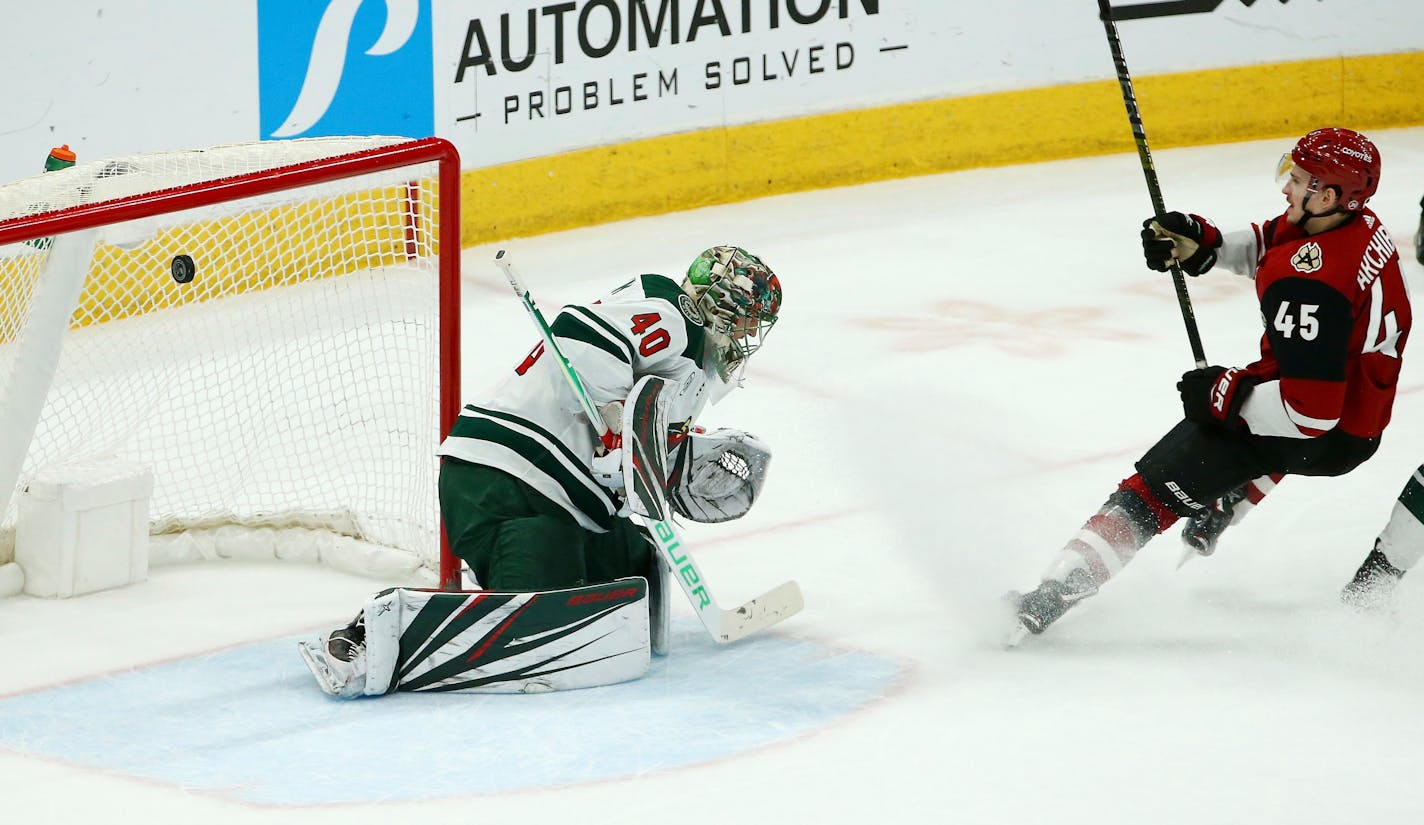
left=258, top=0, right=434, bottom=139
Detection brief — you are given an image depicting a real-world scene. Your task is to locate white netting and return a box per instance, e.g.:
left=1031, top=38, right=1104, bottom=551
left=0, top=137, right=452, bottom=579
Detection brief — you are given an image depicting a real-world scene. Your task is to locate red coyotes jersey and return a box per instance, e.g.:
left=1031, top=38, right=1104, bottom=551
left=1241, top=207, right=1411, bottom=438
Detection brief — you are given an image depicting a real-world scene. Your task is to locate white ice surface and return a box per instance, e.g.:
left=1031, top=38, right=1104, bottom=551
left=3, top=129, right=1424, bottom=823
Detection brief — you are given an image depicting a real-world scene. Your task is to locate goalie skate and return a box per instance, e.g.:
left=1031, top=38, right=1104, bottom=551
left=297, top=640, right=346, bottom=697
left=297, top=633, right=367, bottom=698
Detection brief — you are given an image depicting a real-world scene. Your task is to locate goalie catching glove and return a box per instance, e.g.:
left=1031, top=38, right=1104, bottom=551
left=668, top=428, right=772, bottom=523
left=593, top=376, right=771, bottom=523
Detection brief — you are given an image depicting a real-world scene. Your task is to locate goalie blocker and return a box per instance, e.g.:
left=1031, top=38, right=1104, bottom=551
left=615, top=374, right=773, bottom=526
left=299, top=575, right=663, bottom=698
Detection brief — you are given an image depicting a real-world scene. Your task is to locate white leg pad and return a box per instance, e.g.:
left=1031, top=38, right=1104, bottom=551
left=300, top=578, right=651, bottom=698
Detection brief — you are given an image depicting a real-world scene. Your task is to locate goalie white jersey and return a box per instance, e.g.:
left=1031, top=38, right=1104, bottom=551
left=438, top=274, right=713, bottom=532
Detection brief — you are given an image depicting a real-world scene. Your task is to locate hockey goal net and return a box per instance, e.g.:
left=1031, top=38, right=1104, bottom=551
left=0, top=136, right=461, bottom=590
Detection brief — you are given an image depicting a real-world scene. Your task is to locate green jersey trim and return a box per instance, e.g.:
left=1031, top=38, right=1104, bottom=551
left=551, top=310, right=632, bottom=365
left=447, top=405, right=619, bottom=528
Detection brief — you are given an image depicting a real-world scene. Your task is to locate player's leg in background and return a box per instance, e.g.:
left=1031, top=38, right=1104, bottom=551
left=1413, top=193, right=1423, bottom=266
left=1342, top=464, right=1424, bottom=610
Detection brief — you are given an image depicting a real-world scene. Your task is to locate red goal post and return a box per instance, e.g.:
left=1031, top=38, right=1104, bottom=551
left=0, top=137, right=463, bottom=591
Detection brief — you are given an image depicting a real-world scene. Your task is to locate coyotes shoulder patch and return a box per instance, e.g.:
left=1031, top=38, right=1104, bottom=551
left=1291, top=241, right=1323, bottom=274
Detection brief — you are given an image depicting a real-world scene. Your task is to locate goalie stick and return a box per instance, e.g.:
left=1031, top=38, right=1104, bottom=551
left=494, top=249, right=803, bottom=644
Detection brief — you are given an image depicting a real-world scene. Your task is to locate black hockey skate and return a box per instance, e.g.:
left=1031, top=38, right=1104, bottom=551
left=325, top=613, right=367, bottom=662
left=1006, top=567, right=1098, bottom=644
left=1340, top=542, right=1405, bottom=612
left=298, top=612, right=368, bottom=697
left=1180, top=485, right=1248, bottom=561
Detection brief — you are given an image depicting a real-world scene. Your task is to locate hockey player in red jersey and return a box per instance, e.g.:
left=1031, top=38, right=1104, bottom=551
left=1010, top=127, right=1412, bottom=641
left=1182, top=166, right=1424, bottom=559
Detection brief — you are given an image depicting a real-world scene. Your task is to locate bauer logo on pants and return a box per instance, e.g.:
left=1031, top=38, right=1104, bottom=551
left=257, top=0, right=434, bottom=139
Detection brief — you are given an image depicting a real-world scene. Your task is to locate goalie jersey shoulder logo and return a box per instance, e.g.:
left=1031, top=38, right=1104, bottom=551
left=677, top=293, right=704, bottom=326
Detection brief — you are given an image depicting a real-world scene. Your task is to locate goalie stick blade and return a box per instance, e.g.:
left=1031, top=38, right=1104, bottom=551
left=714, top=580, right=804, bottom=643
left=297, top=640, right=343, bottom=696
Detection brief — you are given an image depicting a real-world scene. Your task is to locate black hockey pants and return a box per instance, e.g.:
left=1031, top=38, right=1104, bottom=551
left=1134, top=418, right=1380, bottom=518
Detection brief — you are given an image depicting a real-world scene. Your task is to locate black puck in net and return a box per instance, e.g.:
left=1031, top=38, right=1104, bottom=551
left=171, top=254, right=196, bottom=284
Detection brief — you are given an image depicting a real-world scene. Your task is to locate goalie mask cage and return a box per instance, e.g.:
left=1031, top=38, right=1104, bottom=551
left=0, top=136, right=462, bottom=591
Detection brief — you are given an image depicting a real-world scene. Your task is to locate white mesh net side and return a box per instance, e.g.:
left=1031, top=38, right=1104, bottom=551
left=0, top=137, right=447, bottom=579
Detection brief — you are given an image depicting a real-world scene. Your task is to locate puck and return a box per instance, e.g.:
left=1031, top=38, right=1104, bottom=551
left=171, top=254, right=195, bottom=284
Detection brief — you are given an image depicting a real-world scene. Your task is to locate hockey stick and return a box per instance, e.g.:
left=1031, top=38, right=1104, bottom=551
left=1097, top=0, right=1208, bottom=369
left=494, top=250, right=804, bottom=643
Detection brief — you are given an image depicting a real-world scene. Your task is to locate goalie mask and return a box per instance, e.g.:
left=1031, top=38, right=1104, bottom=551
left=683, top=246, right=782, bottom=390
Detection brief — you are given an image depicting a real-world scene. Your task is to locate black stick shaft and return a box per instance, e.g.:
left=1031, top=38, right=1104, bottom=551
left=1097, top=0, right=1208, bottom=368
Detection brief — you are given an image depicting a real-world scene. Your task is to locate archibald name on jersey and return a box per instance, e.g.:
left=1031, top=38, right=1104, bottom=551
left=1357, top=224, right=1397, bottom=290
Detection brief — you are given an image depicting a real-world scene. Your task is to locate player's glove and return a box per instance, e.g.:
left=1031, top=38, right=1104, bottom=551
left=1141, top=212, right=1222, bottom=276
left=1178, top=366, right=1256, bottom=430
